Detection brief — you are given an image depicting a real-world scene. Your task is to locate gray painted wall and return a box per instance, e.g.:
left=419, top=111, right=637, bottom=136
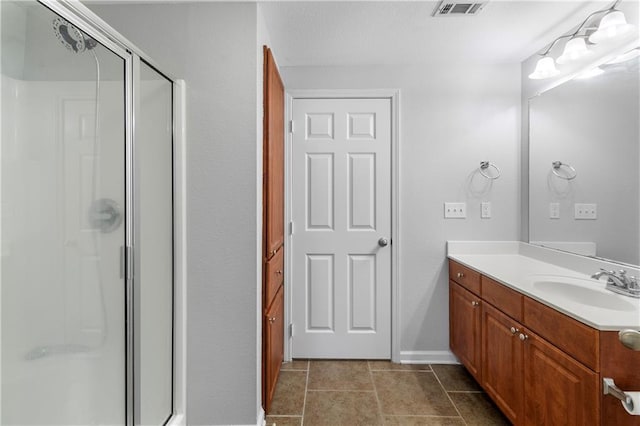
left=88, top=3, right=261, bottom=425
left=281, top=64, right=521, bottom=357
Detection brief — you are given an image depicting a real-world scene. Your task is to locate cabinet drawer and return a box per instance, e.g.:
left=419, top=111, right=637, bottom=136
left=265, top=247, right=284, bottom=308
left=449, top=260, right=481, bottom=296
left=524, top=296, right=599, bottom=371
left=482, top=276, right=523, bottom=322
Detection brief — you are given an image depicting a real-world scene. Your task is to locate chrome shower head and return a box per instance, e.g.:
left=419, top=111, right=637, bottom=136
left=52, top=17, right=97, bottom=53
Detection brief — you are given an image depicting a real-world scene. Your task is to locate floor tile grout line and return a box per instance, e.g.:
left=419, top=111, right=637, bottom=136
left=300, top=360, right=310, bottom=426
left=368, top=361, right=386, bottom=425
left=431, top=368, right=469, bottom=426
left=383, top=415, right=467, bottom=419
left=306, top=389, right=377, bottom=392
left=266, top=415, right=304, bottom=418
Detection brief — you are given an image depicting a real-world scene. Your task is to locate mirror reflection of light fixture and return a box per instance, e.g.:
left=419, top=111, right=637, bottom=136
left=529, top=56, right=561, bottom=79
left=589, top=10, right=636, bottom=44
left=607, top=47, right=640, bottom=64
left=575, top=66, right=605, bottom=79
left=557, top=37, right=592, bottom=64
left=528, top=0, right=637, bottom=80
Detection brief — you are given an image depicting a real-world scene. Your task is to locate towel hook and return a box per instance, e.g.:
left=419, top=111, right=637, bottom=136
left=552, top=161, right=577, bottom=180
left=479, top=161, right=501, bottom=180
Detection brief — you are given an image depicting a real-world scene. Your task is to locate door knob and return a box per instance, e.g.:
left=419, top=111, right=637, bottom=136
left=378, top=237, right=389, bottom=247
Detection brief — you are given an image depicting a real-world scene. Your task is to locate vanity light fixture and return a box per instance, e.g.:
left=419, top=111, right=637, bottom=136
left=528, top=56, right=561, bottom=79
left=557, top=37, right=592, bottom=64
left=528, top=0, right=637, bottom=79
left=589, top=10, right=636, bottom=44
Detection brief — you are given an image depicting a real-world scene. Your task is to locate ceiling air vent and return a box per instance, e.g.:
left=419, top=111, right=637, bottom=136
left=433, top=1, right=487, bottom=16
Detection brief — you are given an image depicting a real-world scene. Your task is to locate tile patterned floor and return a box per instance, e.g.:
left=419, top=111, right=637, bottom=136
left=266, top=361, right=510, bottom=426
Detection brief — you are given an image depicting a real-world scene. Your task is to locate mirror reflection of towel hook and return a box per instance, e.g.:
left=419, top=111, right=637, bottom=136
left=479, top=161, right=501, bottom=180
left=552, top=161, right=577, bottom=180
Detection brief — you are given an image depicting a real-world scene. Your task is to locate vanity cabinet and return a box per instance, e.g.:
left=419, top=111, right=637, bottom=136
left=482, top=302, right=524, bottom=424
left=449, top=282, right=482, bottom=382
left=449, top=260, right=603, bottom=426
left=524, top=328, right=599, bottom=425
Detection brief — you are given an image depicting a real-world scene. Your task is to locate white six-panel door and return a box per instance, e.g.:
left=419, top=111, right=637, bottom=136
left=291, top=98, right=391, bottom=358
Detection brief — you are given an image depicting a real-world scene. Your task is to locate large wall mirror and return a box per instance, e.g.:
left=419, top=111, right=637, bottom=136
left=529, top=52, right=639, bottom=267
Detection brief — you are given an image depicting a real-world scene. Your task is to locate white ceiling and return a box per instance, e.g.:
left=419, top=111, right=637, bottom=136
left=260, top=1, right=614, bottom=67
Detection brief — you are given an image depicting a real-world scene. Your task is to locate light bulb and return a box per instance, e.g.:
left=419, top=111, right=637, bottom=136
left=557, top=37, right=592, bottom=64
left=589, top=11, right=636, bottom=44
left=528, top=57, right=560, bottom=80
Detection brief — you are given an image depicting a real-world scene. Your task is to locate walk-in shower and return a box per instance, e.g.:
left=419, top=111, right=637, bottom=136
left=1, top=1, right=178, bottom=424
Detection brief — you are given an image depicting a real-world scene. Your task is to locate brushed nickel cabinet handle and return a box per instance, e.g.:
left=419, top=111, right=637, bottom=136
left=510, top=327, right=519, bottom=335
left=519, top=333, right=529, bottom=341
left=269, top=317, right=277, bottom=324
left=457, top=272, right=465, bottom=279
left=471, top=301, right=480, bottom=307
left=276, top=270, right=283, bottom=275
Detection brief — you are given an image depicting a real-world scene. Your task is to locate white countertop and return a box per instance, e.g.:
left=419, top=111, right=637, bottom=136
left=447, top=242, right=640, bottom=331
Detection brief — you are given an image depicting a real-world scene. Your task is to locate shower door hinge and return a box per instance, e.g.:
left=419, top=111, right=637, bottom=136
left=289, top=120, right=295, bottom=133
left=289, top=221, right=294, bottom=235
left=120, top=245, right=134, bottom=280
left=289, top=323, right=294, bottom=338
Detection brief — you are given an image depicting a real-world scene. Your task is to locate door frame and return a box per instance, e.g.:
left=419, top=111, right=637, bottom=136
left=284, top=89, right=401, bottom=362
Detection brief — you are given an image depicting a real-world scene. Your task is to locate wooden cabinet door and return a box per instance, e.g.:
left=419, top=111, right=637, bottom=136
left=524, top=329, right=599, bottom=426
left=482, top=302, right=524, bottom=425
left=264, top=286, right=284, bottom=413
left=449, top=281, right=482, bottom=382
left=263, top=46, right=284, bottom=259
left=262, top=45, right=285, bottom=413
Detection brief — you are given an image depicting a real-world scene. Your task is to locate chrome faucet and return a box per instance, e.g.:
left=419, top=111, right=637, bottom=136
left=591, top=268, right=640, bottom=298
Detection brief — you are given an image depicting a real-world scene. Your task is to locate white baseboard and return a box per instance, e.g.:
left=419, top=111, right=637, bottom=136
left=399, top=350, right=459, bottom=364
left=257, top=408, right=266, bottom=426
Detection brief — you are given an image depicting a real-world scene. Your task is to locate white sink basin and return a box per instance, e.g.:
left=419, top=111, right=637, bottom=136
left=531, top=277, right=638, bottom=311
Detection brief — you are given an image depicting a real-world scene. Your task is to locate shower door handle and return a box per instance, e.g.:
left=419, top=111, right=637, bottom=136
left=120, top=245, right=134, bottom=280
left=120, top=246, right=125, bottom=279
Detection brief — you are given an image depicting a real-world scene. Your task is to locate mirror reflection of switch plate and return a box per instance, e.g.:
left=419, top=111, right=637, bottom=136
left=549, top=203, right=560, bottom=219
left=481, top=202, right=491, bottom=219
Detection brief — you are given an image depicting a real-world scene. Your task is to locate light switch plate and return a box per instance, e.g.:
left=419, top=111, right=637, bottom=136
left=444, top=202, right=466, bottom=218
left=574, top=203, right=597, bottom=220
left=481, top=202, right=491, bottom=219
left=549, top=203, right=560, bottom=219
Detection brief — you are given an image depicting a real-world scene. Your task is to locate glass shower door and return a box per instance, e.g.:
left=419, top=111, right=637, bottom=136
left=1, top=1, right=127, bottom=424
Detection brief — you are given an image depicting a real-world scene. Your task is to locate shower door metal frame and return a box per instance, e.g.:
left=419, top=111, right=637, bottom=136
left=34, top=2, right=181, bottom=425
